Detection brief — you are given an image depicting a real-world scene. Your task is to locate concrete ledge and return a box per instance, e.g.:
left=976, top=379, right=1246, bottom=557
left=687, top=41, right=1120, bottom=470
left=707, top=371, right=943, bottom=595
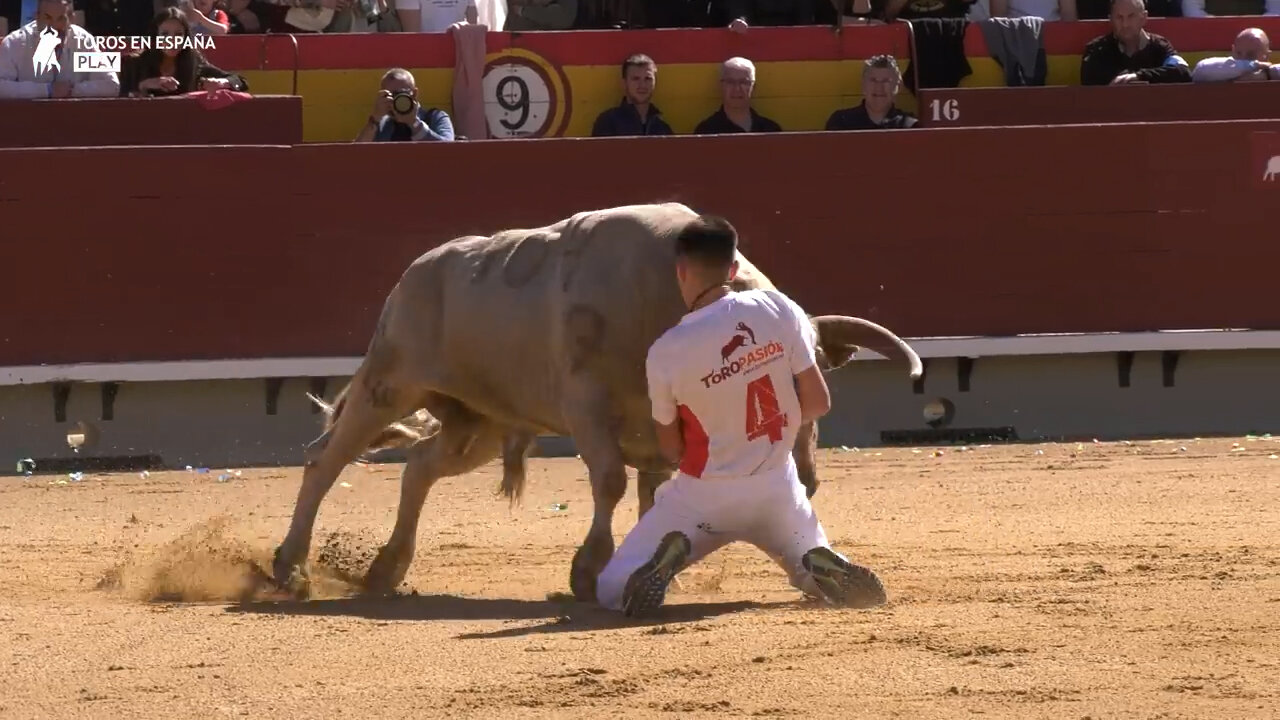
left=5, top=329, right=1280, bottom=386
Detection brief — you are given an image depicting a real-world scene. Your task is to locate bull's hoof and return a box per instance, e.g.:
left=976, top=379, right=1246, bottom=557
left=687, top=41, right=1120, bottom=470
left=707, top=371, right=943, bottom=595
left=271, top=545, right=309, bottom=595
left=363, top=545, right=409, bottom=596
left=569, top=546, right=599, bottom=603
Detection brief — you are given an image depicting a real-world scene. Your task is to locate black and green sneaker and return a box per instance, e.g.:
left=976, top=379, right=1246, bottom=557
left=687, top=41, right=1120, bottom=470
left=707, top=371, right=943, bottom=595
left=801, top=547, right=887, bottom=609
left=621, top=531, right=691, bottom=618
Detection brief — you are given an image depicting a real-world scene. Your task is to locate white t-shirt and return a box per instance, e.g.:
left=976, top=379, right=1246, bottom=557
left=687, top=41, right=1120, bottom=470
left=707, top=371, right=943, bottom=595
left=646, top=288, right=818, bottom=481
left=395, top=0, right=476, bottom=32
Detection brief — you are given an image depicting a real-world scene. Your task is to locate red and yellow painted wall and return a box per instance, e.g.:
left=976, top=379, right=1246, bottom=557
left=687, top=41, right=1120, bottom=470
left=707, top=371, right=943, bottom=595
left=203, top=17, right=1280, bottom=143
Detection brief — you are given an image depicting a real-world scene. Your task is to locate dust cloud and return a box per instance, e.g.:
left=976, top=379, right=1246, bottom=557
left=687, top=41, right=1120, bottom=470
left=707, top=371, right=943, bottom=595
left=95, top=515, right=379, bottom=603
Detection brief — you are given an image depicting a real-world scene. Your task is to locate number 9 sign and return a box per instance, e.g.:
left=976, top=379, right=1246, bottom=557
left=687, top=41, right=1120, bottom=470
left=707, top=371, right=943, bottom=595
left=481, top=49, right=571, bottom=138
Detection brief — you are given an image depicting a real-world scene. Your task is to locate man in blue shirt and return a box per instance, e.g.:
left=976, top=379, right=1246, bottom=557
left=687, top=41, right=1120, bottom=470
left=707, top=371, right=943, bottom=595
left=355, top=67, right=456, bottom=143
left=591, top=53, right=673, bottom=137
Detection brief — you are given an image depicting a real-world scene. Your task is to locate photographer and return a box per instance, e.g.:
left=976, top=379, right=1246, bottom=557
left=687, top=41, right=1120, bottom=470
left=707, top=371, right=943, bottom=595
left=354, top=68, right=455, bottom=143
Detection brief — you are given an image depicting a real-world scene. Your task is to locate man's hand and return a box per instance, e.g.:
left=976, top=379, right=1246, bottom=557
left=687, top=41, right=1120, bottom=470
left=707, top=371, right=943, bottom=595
left=140, top=76, right=180, bottom=93
left=372, top=89, right=393, bottom=118
left=50, top=81, right=73, bottom=98
left=199, top=77, right=232, bottom=91
left=1237, top=63, right=1272, bottom=82
left=1110, top=73, right=1147, bottom=85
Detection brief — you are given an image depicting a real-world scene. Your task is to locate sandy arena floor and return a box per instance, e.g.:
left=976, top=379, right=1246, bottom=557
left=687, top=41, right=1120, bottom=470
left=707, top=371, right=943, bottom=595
left=1, top=437, right=1278, bottom=719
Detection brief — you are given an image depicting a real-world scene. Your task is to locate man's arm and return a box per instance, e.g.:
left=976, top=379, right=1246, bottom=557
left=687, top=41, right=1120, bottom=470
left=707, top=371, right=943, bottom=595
left=412, top=108, right=454, bottom=141
left=354, top=115, right=380, bottom=142
left=646, top=347, right=683, bottom=466
left=794, top=366, right=832, bottom=426
left=395, top=0, right=421, bottom=31
left=1134, top=39, right=1192, bottom=83
left=1079, top=40, right=1117, bottom=86
left=1192, top=56, right=1261, bottom=83
left=0, top=35, right=54, bottom=99
left=779, top=292, right=832, bottom=425
left=71, top=70, right=121, bottom=97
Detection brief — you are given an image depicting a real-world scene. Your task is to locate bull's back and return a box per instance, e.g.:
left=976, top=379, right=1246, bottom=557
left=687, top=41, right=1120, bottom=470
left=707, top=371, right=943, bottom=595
left=377, top=203, right=780, bottom=441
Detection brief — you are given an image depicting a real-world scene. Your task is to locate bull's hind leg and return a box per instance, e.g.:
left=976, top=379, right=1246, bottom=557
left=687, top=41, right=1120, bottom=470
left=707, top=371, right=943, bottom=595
left=272, top=376, right=424, bottom=593
left=364, top=398, right=503, bottom=595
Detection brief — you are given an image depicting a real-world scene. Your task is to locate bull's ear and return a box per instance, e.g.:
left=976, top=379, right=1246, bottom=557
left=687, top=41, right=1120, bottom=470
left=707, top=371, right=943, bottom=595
left=812, top=326, right=860, bottom=372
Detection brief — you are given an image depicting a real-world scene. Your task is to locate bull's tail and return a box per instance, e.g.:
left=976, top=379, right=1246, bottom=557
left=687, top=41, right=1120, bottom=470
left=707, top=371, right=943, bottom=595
left=497, top=431, right=536, bottom=507
left=306, top=385, right=440, bottom=460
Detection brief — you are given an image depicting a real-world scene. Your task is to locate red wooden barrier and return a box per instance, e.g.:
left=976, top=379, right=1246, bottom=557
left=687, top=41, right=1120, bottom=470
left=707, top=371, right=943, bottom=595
left=1, top=121, right=1277, bottom=366
left=0, top=95, right=303, bottom=148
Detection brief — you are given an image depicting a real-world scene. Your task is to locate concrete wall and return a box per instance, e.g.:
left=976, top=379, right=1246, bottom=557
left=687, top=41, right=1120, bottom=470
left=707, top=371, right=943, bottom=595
left=4, top=350, right=1278, bottom=475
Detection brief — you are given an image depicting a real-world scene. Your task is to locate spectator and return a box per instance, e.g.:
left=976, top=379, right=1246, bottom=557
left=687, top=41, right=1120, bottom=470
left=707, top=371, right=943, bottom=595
left=825, top=54, right=918, bottom=130
left=0, top=0, right=119, bottom=98
left=644, top=0, right=706, bottom=26
left=1192, top=27, right=1279, bottom=82
left=182, top=0, right=231, bottom=35
left=1182, top=0, right=1278, bottom=17
left=79, top=0, right=155, bottom=37
left=694, top=57, right=782, bottom=134
left=1077, top=0, right=1179, bottom=16
left=395, top=0, right=476, bottom=31
left=1080, top=0, right=1191, bottom=85
left=354, top=67, right=455, bottom=142
left=884, top=0, right=975, bottom=18
left=505, top=0, right=576, bottom=30
left=591, top=53, right=673, bottom=137
left=968, top=0, right=1078, bottom=20
left=119, top=7, right=247, bottom=96
left=710, top=0, right=815, bottom=31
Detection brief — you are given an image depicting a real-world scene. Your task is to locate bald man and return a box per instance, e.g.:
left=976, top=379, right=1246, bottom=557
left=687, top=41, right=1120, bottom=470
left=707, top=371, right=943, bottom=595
left=1192, top=28, right=1279, bottom=83
left=1080, top=0, right=1191, bottom=85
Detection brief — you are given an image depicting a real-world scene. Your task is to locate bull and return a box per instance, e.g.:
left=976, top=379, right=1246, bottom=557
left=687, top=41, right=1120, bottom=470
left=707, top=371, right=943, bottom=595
left=271, top=203, right=923, bottom=602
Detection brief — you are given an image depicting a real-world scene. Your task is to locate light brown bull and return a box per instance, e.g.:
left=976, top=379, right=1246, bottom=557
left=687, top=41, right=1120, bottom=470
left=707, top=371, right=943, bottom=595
left=271, top=203, right=923, bottom=601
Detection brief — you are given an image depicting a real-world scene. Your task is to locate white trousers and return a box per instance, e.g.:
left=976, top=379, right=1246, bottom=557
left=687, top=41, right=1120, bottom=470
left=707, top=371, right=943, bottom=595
left=596, top=458, right=846, bottom=611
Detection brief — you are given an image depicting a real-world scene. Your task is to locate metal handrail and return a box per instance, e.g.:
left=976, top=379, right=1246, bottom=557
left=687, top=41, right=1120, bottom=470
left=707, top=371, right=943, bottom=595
left=259, top=32, right=301, bottom=96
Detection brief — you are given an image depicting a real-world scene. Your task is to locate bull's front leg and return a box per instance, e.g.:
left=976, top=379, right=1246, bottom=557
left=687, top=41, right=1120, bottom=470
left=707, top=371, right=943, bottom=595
left=562, top=382, right=628, bottom=603
left=636, top=469, right=670, bottom=520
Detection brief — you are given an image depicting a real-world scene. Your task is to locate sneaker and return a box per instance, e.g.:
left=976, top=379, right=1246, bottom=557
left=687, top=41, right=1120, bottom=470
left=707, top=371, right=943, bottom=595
left=621, top=531, right=691, bottom=618
left=801, top=547, right=887, bottom=609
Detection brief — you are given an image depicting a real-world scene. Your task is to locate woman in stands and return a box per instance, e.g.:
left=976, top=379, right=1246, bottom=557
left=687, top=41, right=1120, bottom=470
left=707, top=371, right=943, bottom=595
left=119, top=7, right=248, bottom=97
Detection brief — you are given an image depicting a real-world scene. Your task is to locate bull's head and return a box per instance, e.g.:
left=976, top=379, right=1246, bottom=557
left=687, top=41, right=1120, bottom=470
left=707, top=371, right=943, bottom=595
left=791, top=315, right=924, bottom=498
left=809, top=315, right=925, bottom=377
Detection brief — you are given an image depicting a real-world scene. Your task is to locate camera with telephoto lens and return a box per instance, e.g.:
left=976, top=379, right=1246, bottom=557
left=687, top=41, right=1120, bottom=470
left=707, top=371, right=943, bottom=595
left=391, top=90, right=416, bottom=116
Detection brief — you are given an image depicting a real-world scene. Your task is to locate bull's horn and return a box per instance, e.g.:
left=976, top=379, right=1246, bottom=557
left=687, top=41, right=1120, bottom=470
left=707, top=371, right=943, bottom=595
left=810, top=315, right=924, bottom=379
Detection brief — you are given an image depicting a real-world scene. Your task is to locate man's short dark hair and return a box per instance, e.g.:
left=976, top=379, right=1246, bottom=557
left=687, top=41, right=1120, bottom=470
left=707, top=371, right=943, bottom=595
left=675, top=215, right=738, bottom=270
left=622, top=53, right=656, bottom=77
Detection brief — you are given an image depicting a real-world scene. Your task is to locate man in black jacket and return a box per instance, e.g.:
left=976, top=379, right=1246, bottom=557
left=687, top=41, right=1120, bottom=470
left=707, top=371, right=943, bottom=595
left=1080, top=0, right=1191, bottom=85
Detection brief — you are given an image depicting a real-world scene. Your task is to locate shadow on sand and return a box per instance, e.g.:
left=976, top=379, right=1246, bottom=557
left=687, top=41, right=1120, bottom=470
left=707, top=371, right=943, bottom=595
left=225, top=592, right=811, bottom=638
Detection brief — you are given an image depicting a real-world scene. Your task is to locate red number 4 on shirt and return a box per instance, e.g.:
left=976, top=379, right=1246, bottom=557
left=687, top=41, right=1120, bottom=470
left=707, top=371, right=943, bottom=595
left=745, top=375, right=786, bottom=443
